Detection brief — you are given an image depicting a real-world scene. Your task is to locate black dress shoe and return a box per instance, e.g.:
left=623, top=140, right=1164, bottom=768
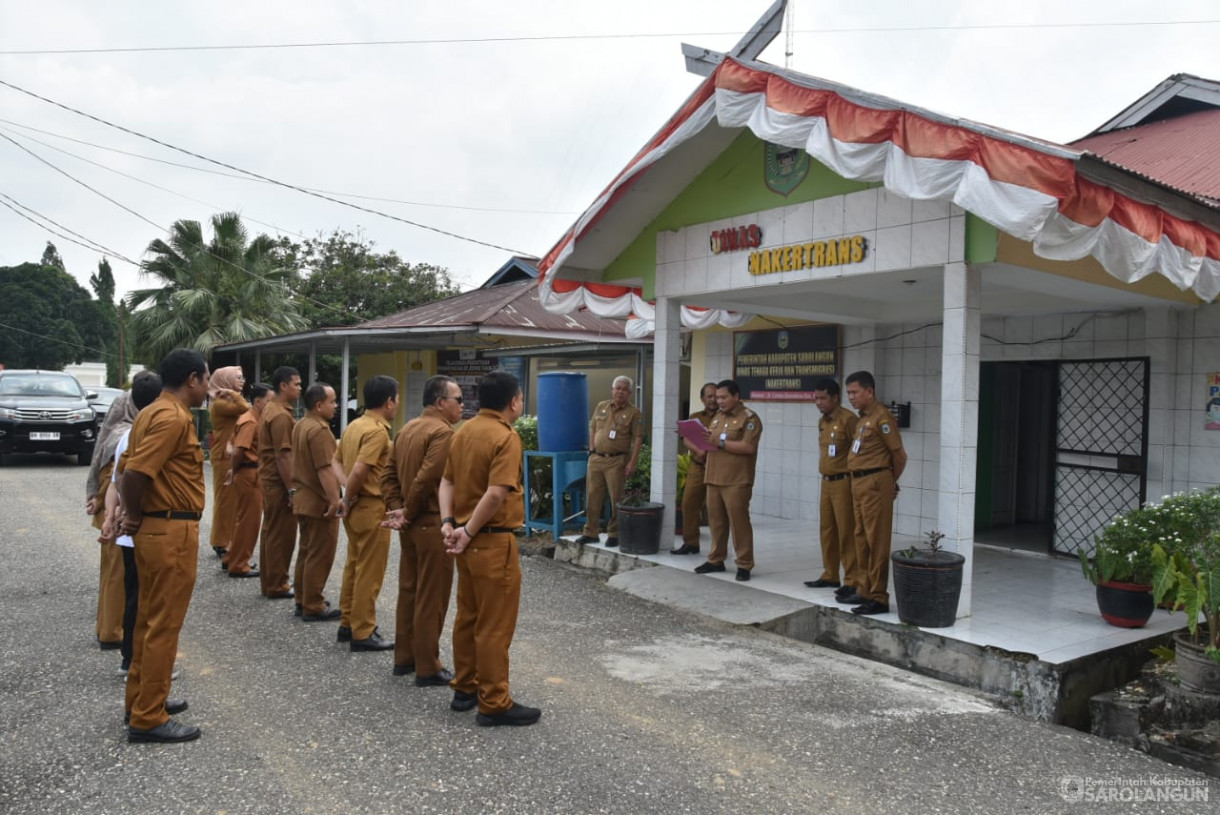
left=694, top=561, right=726, bottom=574
left=293, top=604, right=303, bottom=617
left=99, top=640, right=121, bottom=651
left=302, top=606, right=341, bottom=622
left=350, top=629, right=394, bottom=652
left=123, top=699, right=188, bottom=725
left=851, top=600, right=890, bottom=616
left=834, top=584, right=856, bottom=598
left=336, top=626, right=352, bottom=643
left=671, top=545, right=700, bottom=555
left=266, top=590, right=295, bottom=599
left=476, top=702, right=542, bottom=727
left=128, top=719, right=201, bottom=743
left=450, top=691, right=478, bottom=712
left=735, top=568, right=751, bottom=582
left=228, top=569, right=260, bottom=578
left=804, top=578, right=841, bottom=588
left=604, top=537, right=619, bottom=548
left=218, top=561, right=228, bottom=571
left=574, top=535, right=599, bottom=544
left=836, top=593, right=866, bottom=605
left=392, top=662, right=415, bottom=676
left=415, top=668, right=454, bottom=687
left=212, top=547, right=227, bottom=560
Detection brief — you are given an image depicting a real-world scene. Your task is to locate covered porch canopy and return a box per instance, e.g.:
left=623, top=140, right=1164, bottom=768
left=535, top=55, right=1220, bottom=621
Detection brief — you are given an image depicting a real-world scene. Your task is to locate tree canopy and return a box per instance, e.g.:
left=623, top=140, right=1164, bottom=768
left=0, top=257, right=108, bottom=370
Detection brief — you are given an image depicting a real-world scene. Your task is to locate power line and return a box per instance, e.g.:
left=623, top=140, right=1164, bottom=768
left=1, top=19, right=1218, bottom=55
left=0, top=193, right=138, bottom=265
left=0, top=118, right=579, bottom=216
left=0, top=317, right=108, bottom=359
left=0, top=77, right=533, bottom=254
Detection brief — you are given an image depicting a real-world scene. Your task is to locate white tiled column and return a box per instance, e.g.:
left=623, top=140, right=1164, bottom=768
left=1144, top=307, right=1176, bottom=500
left=651, top=297, right=681, bottom=537
left=938, top=262, right=980, bottom=618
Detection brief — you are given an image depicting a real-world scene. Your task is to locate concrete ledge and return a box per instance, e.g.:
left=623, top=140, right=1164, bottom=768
left=608, top=566, right=813, bottom=627
left=552, top=538, right=657, bottom=576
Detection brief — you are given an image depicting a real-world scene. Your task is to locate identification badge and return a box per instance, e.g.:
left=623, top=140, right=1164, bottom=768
left=609, top=430, right=617, bottom=440
left=828, top=444, right=836, bottom=457
left=852, top=439, right=861, bottom=454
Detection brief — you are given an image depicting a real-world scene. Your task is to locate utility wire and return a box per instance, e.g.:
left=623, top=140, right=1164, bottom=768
left=0, top=118, right=579, bottom=215
left=0, top=193, right=138, bottom=265
left=0, top=77, right=533, bottom=254
left=0, top=317, right=108, bottom=358
left=1, top=20, right=1218, bottom=55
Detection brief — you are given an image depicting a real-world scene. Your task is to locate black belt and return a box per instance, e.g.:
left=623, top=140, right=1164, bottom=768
left=238, top=461, right=258, bottom=469
left=467, top=525, right=518, bottom=536
left=851, top=468, right=888, bottom=479
left=822, top=473, right=849, bottom=482
left=144, top=510, right=202, bottom=521
left=591, top=451, right=625, bottom=457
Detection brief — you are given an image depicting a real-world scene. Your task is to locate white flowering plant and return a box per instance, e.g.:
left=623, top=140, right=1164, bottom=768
left=1148, top=487, right=1220, bottom=659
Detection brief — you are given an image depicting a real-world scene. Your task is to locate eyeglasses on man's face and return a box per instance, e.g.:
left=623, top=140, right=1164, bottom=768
left=443, top=395, right=464, bottom=404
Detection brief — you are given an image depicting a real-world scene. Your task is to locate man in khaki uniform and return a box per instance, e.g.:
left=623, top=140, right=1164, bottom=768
left=336, top=375, right=398, bottom=652
left=258, top=366, right=300, bottom=600
left=383, top=375, right=461, bottom=684
left=292, top=383, right=343, bottom=622
left=119, top=348, right=209, bottom=743
left=674, top=382, right=718, bottom=555
left=842, top=370, right=906, bottom=616
left=439, top=369, right=539, bottom=727
left=226, top=384, right=269, bottom=577
left=575, top=376, right=644, bottom=548
left=695, top=379, right=763, bottom=582
left=806, top=378, right=860, bottom=595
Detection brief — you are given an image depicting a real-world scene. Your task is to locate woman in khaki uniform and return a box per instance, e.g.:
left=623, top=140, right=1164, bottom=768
left=86, top=392, right=139, bottom=649
left=207, top=366, right=248, bottom=562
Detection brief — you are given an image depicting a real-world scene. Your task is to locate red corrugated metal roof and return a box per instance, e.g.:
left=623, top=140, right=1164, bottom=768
left=1072, top=108, right=1220, bottom=201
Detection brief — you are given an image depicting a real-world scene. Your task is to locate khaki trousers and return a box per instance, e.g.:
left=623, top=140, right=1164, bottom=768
left=297, top=515, right=339, bottom=615
left=451, top=532, right=520, bottom=716
left=582, top=454, right=626, bottom=538
left=208, top=457, right=238, bottom=551
left=125, top=517, right=198, bottom=730
left=851, top=469, right=896, bottom=605
left=339, top=499, right=390, bottom=640
left=706, top=483, right=755, bottom=571
left=681, top=462, right=707, bottom=549
left=227, top=468, right=262, bottom=574
left=819, top=476, right=857, bottom=585
left=394, top=513, right=454, bottom=675
left=259, top=482, right=296, bottom=595
left=96, top=541, right=125, bottom=644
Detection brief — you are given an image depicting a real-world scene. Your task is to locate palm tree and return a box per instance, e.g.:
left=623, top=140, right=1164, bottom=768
left=128, top=212, right=306, bottom=363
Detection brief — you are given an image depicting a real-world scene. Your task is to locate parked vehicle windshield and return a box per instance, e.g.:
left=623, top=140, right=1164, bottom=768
left=0, top=374, right=85, bottom=397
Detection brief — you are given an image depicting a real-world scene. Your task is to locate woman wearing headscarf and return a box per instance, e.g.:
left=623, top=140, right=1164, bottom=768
left=208, top=366, right=250, bottom=562
left=85, top=390, right=138, bottom=650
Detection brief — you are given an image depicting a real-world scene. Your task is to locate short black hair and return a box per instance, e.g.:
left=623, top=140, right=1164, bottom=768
left=716, top=379, right=740, bottom=397
left=159, top=349, right=208, bottom=389
left=130, top=370, right=162, bottom=410
left=363, top=375, right=399, bottom=409
left=478, top=369, right=520, bottom=412
left=272, top=366, right=299, bottom=394
left=250, top=383, right=272, bottom=400
left=303, top=382, right=333, bottom=411
left=700, top=382, right=718, bottom=398
left=812, top=378, right=840, bottom=397
left=423, top=375, right=457, bottom=407
left=845, top=370, right=875, bottom=390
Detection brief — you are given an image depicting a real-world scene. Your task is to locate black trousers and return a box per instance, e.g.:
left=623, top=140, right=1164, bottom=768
left=120, top=546, right=139, bottom=669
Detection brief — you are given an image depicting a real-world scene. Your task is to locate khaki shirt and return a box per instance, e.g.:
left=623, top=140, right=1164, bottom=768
left=847, top=401, right=904, bottom=471
left=257, top=400, right=295, bottom=488
left=125, top=393, right=205, bottom=513
left=704, top=402, right=763, bottom=487
left=685, top=407, right=717, bottom=469
left=589, top=399, right=643, bottom=455
left=818, top=404, right=859, bottom=476
left=383, top=406, right=453, bottom=520
left=338, top=413, right=392, bottom=499
left=209, top=393, right=249, bottom=463
left=291, top=413, right=337, bottom=518
left=442, top=408, right=523, bottom=529
left=232, top=409, right=259, bottom=466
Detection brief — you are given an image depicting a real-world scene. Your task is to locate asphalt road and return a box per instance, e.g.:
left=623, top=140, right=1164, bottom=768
left=0, top=452, right=1215, bottom=814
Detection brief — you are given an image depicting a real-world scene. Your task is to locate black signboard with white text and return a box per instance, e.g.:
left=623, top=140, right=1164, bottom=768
left=732, top=326, right=840, bottom=401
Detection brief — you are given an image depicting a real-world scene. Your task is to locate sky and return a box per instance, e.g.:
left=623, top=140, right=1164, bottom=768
left=2, top=0, right=1219, bottom=307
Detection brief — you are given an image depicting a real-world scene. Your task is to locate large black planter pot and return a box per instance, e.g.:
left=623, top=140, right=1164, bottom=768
left=1095, top=580, right=1154, bottom=628
left=1175, top=631, right=1220, bottom=695
left=891, top=550, right=965, bottom=628
left=617, top=501, right=665, bottom=555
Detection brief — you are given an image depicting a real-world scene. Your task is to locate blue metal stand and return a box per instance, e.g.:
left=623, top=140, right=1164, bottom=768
left=524, top=450, right=593, bottom=539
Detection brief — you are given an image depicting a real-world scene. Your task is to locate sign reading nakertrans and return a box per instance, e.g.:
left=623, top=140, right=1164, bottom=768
left=748, top=234, right=867, bottom=276
left=733, top=325, right=840, bottom=402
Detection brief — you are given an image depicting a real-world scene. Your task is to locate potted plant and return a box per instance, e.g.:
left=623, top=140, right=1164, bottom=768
left=1149, top=487, right=1220, bottom=694
left=1078, top=510, right=1157, bottom=629
left=616, top=443, right=664, bottom=555
left=891, top=530, right=965, bottom=628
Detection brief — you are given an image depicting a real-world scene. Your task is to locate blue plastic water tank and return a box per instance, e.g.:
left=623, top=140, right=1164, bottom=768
left=537, top=372, right=588, bottom=452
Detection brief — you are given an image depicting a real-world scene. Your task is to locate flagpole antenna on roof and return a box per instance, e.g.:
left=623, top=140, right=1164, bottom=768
left=784, top=1, right=794, bottom=68
left=681, top=0, right=787, bottom=76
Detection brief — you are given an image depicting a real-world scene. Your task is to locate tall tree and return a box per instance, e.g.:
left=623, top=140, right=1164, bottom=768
left=40, top=241, right=65, bottom=271
left=90, top=258, right=123, bottom=387
left=0, top=261, right=106, bottom=370
left=127, top=212, right=307, bottom=364
left=280, top=229, right=460, bottom=328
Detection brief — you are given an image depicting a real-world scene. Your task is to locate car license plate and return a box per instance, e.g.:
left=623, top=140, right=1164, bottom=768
left=29, top=432, right=60, bottom=441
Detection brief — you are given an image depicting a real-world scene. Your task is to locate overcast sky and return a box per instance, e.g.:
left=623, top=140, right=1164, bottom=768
left=1, top=0, right=1218, bottom=307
